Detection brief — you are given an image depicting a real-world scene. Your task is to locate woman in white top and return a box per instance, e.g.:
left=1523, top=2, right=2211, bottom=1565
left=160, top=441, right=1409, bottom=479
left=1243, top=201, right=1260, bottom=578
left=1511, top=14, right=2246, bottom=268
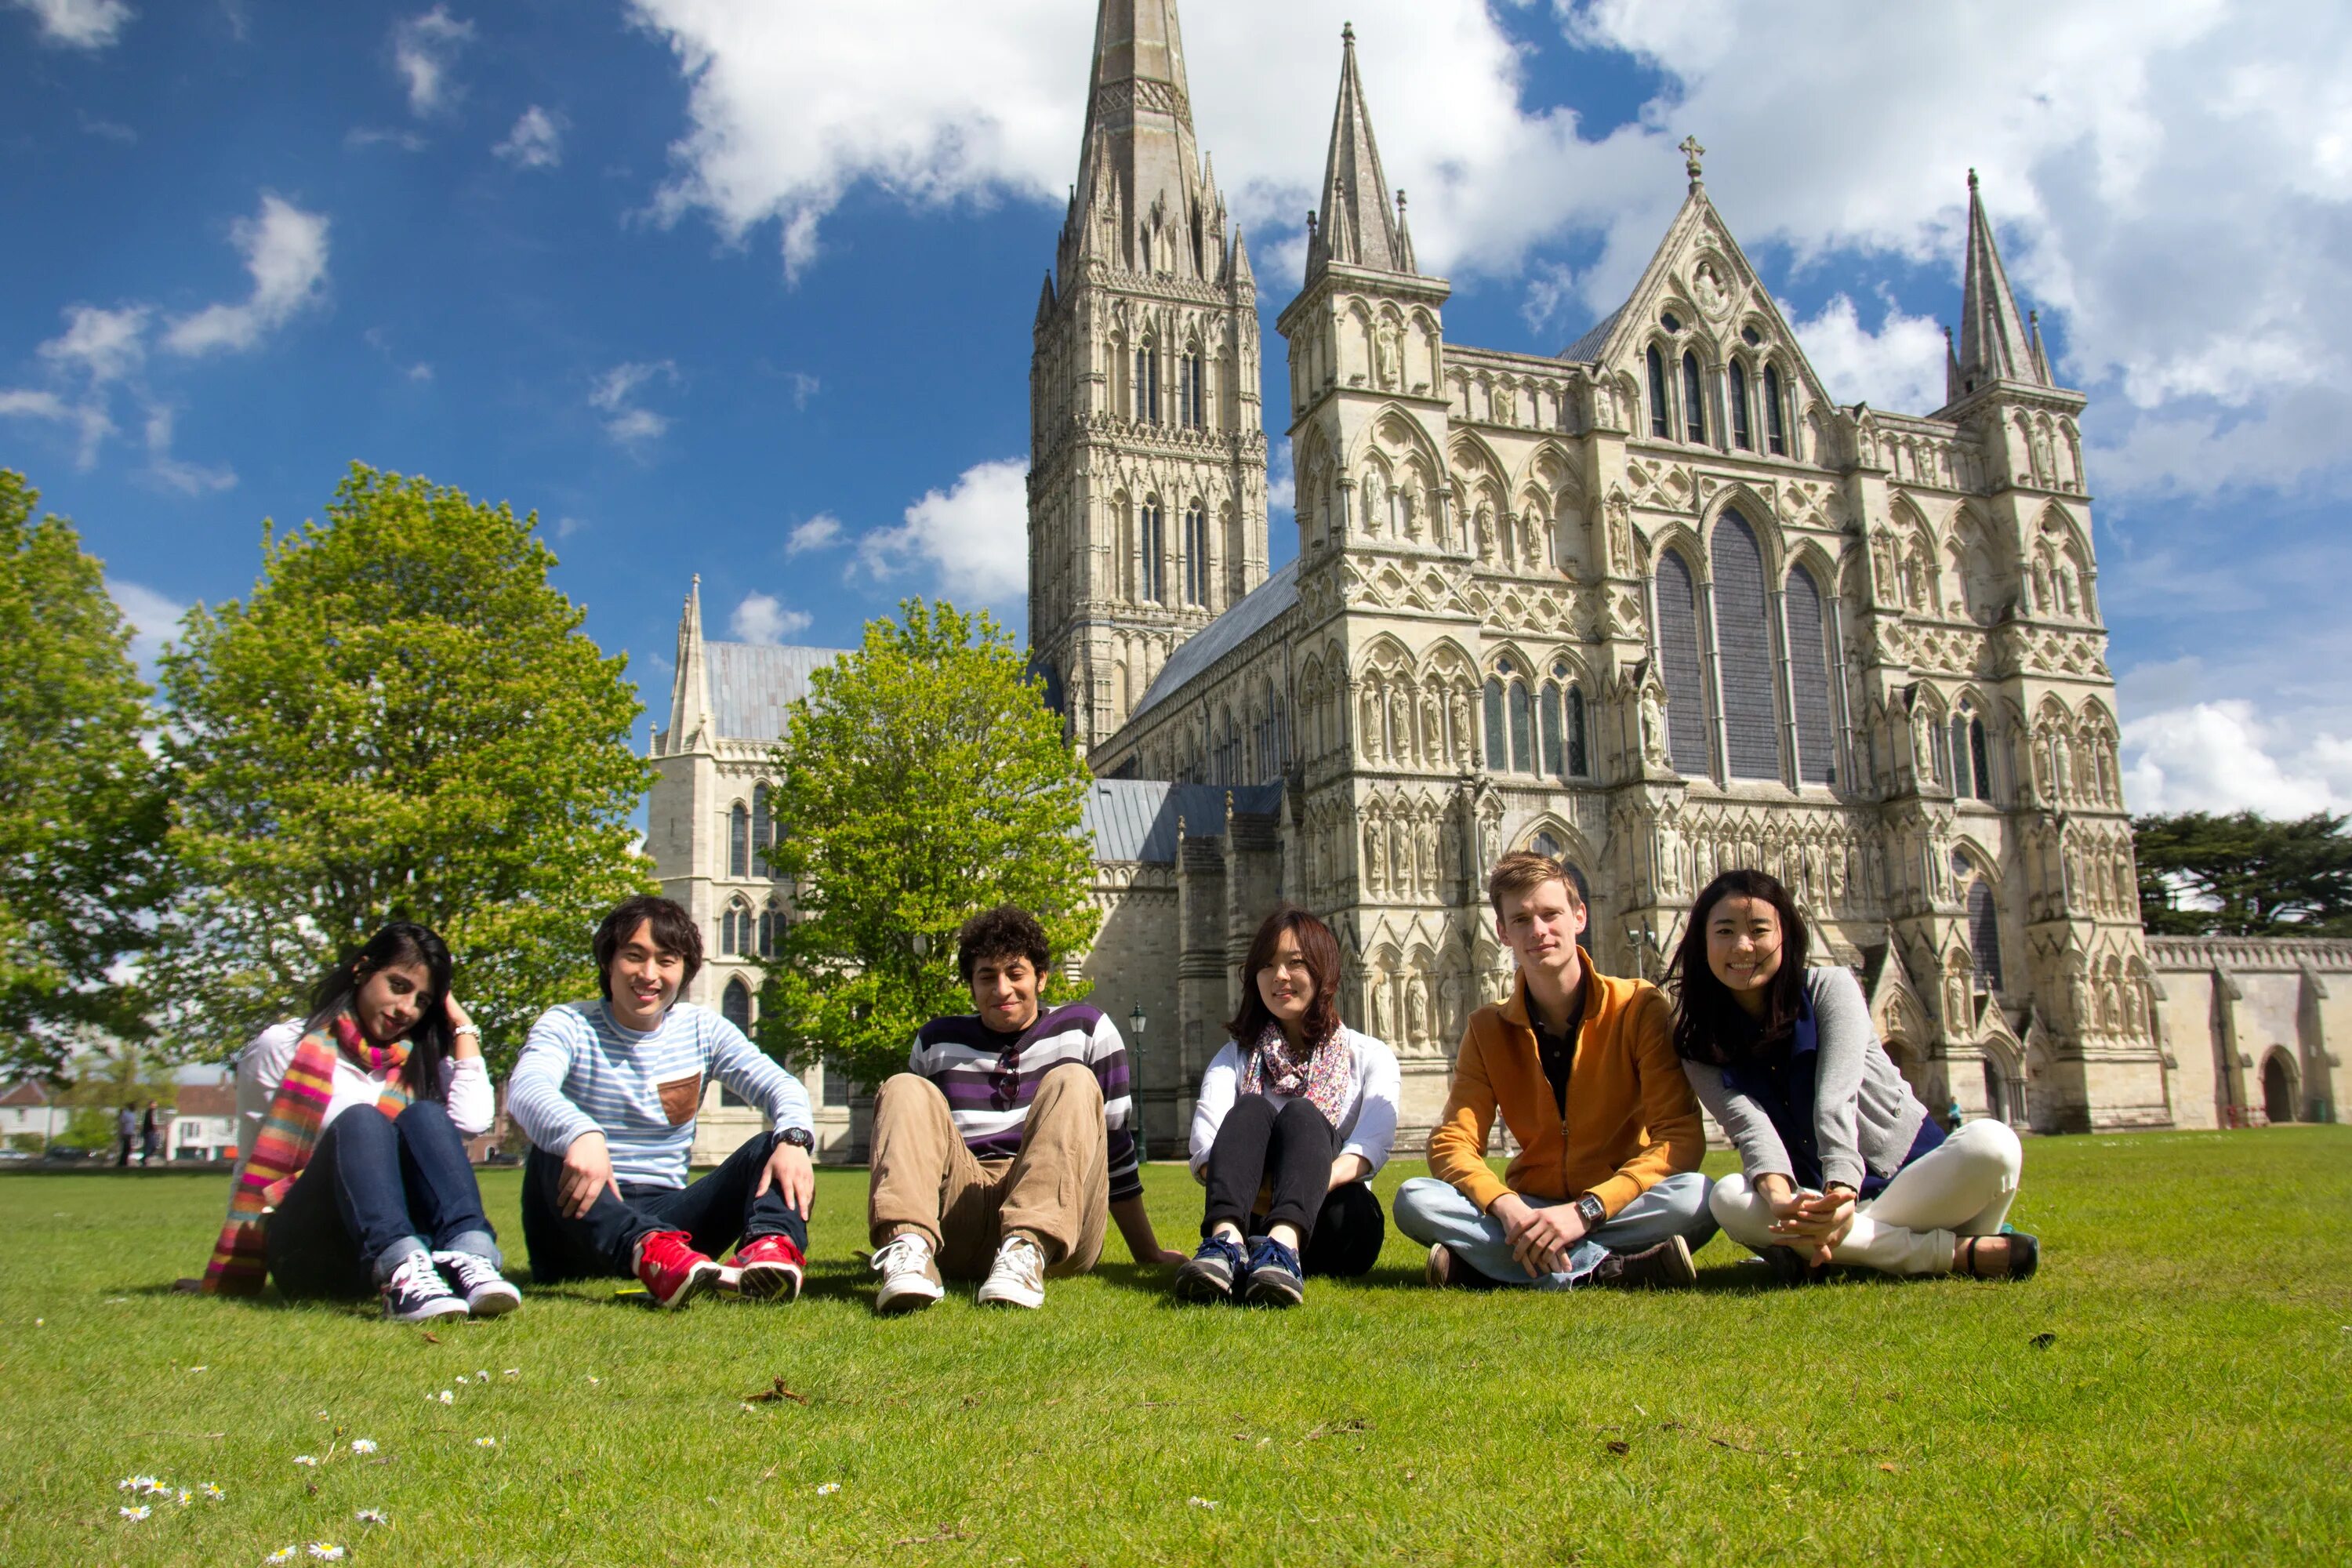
left=1174, top=905, right=1402, bottom=1308
left=207, top=922, right=516, bottom=1322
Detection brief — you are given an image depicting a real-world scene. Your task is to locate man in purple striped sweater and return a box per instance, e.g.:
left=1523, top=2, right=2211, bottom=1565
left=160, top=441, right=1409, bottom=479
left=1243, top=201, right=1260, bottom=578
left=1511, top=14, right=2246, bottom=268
left=866, top=906, right=1187, bottom=1312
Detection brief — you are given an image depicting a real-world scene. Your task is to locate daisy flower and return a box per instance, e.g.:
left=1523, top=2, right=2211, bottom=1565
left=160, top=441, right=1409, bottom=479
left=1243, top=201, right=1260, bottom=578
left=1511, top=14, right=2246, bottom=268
left=308, top=1544, right=347, bottom=1561
left=354, top=1508, right=388, bottom=1525
left=176, top=1489, right=194, bottom=1507
left=292, top=1455, right=318, bottom=1467
left=432, top=1390, right=454, bottom=1405
left=473, top=1436, right=498, bottom=1449
left=201, top=1483, right=225, bottom=1501
left=815, top=1482, right=840, bottom=1496
left=266, top=1548, right=298, bottom=1564
left=502, top=1368, right=519, bottom=1378
left=350, top=1439, right=377, bottom=1455
left=1188, top=1497, right=1220, bottom=1510
left=119, top=1505, right=151, bottom=1520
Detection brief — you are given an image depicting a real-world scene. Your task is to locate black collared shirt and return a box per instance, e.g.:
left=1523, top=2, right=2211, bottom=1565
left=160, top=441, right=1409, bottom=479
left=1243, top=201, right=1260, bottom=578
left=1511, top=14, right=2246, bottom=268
left=1530, top=988, right=1587, bottom=1119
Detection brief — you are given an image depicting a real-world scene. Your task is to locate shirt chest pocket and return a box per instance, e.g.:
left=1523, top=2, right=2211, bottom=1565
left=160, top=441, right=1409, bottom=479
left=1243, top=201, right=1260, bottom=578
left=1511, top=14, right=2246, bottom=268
left=656, top=1073, right=702, bottom=1127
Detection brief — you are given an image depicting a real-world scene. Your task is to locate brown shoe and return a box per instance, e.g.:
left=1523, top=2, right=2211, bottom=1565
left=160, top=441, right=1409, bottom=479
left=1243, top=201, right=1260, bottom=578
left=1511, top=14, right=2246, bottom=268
left=1591, top=1235, right=1697, bottom=1290
left=1423, top=1242, right=1502, bottom=1290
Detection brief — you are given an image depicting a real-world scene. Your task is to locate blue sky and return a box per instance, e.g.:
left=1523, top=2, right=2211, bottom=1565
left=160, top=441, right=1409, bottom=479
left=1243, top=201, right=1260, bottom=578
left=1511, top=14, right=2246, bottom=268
left=6, top=0, right=2350, bottom=814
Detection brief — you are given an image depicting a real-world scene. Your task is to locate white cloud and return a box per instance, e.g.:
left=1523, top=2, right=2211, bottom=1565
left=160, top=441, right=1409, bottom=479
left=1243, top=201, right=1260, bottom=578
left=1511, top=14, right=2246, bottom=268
left=785, top=513, right=841, bottom=554
left=393, top=6, right=473, bottom=118
left=728, top=590, right=812, bottom=644
left=589, top=360, right=679, bottom=451
left=140, top=405, right=235, bottom=495
left=2121, top=700, right=2352, bottom=815
left=105, top=577, right=186, bottom=680
left=41, top=303, right=148, bottom=384
left=856, top=457, right=1029, bottom=604
left=9, top=0, right=134, bottom=50
left=1784, top=292, right=1948, bottom=413
left=786, top=370, right=819, bottom=409
left=347, top=125, right=429, bottom=153
left=554, top=514, right=587, bottom=539
left=0, top=384, right=113, bottom=468
left=494, top=105, right=564, bottom=169
left=163, top=194, right=331, bottom=357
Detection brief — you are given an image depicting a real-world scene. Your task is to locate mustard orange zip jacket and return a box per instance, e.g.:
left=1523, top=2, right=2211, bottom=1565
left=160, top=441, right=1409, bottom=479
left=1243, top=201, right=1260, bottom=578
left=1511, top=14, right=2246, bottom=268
left=1425, top=949, right=1704, bottom=1218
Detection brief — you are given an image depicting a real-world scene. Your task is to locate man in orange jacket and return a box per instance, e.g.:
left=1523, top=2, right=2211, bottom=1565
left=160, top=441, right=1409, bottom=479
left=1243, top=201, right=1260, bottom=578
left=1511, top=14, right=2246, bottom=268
left=1396, top=851, right=1714, bottom=1289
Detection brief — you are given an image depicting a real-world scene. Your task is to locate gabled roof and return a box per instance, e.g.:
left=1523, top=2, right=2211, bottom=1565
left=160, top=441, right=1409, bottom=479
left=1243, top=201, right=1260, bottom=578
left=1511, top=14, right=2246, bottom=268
left=173, top=1085, right=237, bottom=1117
left=705, top=643, right=848, bottom=743
left=1127, top=557, right=1298, bottom=723
left=1558, top=303, right=1626, bottom=364
left=0, top=1080, right=53, bottom=1107
left=1082, top=779, right=1284, bottom=864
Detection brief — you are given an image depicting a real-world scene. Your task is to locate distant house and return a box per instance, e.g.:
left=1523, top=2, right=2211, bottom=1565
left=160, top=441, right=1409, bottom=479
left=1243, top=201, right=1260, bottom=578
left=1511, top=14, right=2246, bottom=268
left=168, top=1085, right=238, bottom=1162
left=0, top=1080, right=70, bottom=1147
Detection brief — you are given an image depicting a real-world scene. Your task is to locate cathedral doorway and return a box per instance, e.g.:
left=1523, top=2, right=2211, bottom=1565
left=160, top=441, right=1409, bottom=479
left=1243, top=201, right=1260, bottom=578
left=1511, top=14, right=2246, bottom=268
left=1981, top=1058, right=2009, bottom=1125
left=2261, top=1051, right=2299, bottom=1125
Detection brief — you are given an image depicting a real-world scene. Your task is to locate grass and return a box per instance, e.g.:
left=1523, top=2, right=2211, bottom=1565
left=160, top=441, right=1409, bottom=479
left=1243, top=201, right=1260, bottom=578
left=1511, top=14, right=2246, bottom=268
left=2, top=1129, right=2348, bottom=1566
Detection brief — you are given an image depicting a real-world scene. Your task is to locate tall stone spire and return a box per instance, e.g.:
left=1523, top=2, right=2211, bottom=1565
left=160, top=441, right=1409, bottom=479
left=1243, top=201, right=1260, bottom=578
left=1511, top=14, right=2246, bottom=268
left=664, top=574, right=713, bottom=755
left=1307, top=23, right=1412, bottom=280
left=1061, top=0, right=1221, bottom=281
left=1955, top=169, right=2042, bottom=394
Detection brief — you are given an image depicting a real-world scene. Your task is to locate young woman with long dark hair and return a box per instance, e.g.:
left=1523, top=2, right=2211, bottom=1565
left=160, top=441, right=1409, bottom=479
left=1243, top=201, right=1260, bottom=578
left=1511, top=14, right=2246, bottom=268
left=1669, top=870, right=2037, bottom=1283
left=1172, top=905, right=1401, bottom=1308
left=205, top=922, right=518, bottom=1320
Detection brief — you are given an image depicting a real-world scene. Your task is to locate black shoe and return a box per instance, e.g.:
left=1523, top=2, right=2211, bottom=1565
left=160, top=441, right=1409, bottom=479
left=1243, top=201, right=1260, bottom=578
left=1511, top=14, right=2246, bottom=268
left=1172, top=1234, right=1247, bottom=1304
left=1759, top=1244, right=1823, bottom=1287
left=1240, top=1235, right=1305, bottom=1308
left=1591, top=1235, right=1697, bottom=1290
left=1964, top=1232, right=2040, bottom=1281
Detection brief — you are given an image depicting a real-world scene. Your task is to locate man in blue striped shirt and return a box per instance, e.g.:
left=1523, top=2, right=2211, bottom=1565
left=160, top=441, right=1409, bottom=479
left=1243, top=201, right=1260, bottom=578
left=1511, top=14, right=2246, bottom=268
left=866, top=906, right=1186, bottom=1313
left=511, top=896, right=816, bottom=1308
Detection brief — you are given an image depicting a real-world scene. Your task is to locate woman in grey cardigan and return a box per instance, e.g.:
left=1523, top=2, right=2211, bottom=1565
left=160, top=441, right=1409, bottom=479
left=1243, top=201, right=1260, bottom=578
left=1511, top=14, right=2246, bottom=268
left=1670, top=869, right=2037, bottom=1281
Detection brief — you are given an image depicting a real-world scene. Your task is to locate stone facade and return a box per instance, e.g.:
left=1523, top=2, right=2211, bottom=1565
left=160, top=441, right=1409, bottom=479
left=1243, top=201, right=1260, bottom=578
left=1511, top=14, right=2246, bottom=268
left=1049, top=10, right=2172, bottom=1149
left=2146, top=936, right=2350, bottom=1127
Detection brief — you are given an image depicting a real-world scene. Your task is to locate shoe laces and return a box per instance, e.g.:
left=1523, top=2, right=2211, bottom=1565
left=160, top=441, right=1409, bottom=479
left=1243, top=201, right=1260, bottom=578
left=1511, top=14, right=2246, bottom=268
left=870, top=1232, right=933, bottom=1278
left=433, top=1250, right=498, bottom=1287
left=387, top=1250, right=454, bottom=1300
left=994, top=1233, right=1044, bottom=1287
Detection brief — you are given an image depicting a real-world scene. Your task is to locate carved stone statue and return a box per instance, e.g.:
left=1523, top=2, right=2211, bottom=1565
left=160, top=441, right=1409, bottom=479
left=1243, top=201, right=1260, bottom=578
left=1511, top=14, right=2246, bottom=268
left=1491, top=383, right=1516, bottom=425
left=1420, top=689, right=1444, bottom=768
left=1370, top=974, right=1394, bottom=1040
left=1405, top=973, right=1432, bottom=1051
left=1416, top=818, right=1439, bottom=891
left=1375, top=321, right=1401, bottom=390
left=1450, top=689, right=1473, bottom=767
left=1389, top=820, right=1412, bottom=900
left=1641, top=684, right=1671, bottom=768
left=1364, top=822, right=1385, bottom=893
left=1359, top=687, right=1382, bottom=762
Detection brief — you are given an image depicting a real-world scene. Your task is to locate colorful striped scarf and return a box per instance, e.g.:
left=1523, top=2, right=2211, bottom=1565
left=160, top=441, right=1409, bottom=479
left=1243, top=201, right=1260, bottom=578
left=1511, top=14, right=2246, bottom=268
left=202, top=1014, right=411, bottom=1296
left=1239, top=1022, right=1356, bottom=1127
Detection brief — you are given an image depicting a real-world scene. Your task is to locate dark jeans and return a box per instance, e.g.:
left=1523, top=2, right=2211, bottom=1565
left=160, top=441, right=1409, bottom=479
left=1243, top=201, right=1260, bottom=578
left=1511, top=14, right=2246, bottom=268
left=521, top=1130, right=809, bottom=1283
left=1202, top=1093, right=1386, bottom=1275
left=266, top=1100, right=500, bottom=1301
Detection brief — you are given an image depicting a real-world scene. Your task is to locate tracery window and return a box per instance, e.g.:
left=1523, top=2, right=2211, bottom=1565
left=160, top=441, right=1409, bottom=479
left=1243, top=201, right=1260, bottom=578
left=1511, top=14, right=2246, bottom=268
left=1139, top=500, right=1166, bottom=603
left=1134, top=339, right=1160, bottom=424
left=1728, top=360, right=1753, bottom=450
left=1964, top=868, right=2004, bottom=991
left=1566, top=683, right=1589, bottom=777
left=1182, top=501, right=1210, bottom=607
left=1712, top=512, right=1777, bottom=779
left=1540, top=681, right=1565, bottom=777
left=721, top=976, right=752, bottom=1033
left=1483, top=678, right=1506, bottom=768
left=1179, top=347, right=1205, bottom=430
left=1682, top=352, right=1708, bottom=444
left=722, top=897, right=752, bottom=957
left=757, top=897, right=784, bottom=959
left=1764, top=365, right=1788, bottom=456
left=750, top=782, right=773, bottom=874
left=1655, top=552, right=1710, bottom=775
left=728, top=802, right=750, bottom=879
left=1951, top=702, right=1994, bottom=800
left=1785, top=566, right=1837, bottom=786
left=1646, top=346, right=1670, bottom=438
left=1508, top=677, right=1534, bottom=774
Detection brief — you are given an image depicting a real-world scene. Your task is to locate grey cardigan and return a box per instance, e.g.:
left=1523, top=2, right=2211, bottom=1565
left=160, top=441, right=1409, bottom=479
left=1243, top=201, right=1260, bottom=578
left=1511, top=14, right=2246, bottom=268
left=1682, top=966, right=1929, bottom=1192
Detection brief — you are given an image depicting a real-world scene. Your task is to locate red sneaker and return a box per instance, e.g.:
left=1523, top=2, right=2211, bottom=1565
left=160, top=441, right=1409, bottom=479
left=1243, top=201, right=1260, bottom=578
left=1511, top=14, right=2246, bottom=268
left=733, top=1234, right=806, bottom=1302
left=633, top=1229, right=721, bottom=1309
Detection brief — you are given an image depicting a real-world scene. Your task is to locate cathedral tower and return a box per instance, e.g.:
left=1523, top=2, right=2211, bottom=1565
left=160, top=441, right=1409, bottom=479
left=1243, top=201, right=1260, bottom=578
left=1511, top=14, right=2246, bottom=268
left=1029, top=0, right=1268, bottom=752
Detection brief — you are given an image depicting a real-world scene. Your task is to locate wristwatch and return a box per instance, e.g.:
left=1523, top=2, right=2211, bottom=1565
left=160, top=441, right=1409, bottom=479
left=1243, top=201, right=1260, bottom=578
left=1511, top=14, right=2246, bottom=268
left=1573, top=1193, right=1607, bottom=1231
left=778, top=1127, right=815, bottom=1151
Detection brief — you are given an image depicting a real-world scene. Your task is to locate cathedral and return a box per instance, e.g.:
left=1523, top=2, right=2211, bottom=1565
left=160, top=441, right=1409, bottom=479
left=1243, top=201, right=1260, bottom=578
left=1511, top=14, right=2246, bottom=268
left=646, top=1, right=2351, bottom=1161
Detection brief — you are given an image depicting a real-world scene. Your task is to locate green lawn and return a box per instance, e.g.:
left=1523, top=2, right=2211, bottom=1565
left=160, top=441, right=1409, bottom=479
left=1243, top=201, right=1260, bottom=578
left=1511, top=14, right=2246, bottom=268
left=2, top=1128, right=2347, bottom=1566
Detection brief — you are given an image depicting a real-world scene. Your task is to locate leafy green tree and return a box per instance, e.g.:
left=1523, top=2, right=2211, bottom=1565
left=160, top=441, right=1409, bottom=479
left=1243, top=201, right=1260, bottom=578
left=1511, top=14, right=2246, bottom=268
left=757, top=599, right=1099, bottom=1092
left=155, top=464, right=655, bottom=1070
left=0, top=472, right=173, bottom=1079
left=2132, top=811, right=2352, bottom=936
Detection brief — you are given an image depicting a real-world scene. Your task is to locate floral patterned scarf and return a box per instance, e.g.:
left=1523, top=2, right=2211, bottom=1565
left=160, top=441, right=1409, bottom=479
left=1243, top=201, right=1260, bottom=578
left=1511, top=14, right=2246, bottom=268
left=1239, top=1022, right=1356, bottom=1127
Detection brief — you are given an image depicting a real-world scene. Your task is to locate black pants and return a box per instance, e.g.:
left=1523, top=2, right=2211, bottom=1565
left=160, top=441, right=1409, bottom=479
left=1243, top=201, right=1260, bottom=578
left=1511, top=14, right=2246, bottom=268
left=267, top=1101, right=500, bottom=1301
left=1201, top=1094, right=1387, bottom=1275
left=521, top=1130, right=809, bottom=1283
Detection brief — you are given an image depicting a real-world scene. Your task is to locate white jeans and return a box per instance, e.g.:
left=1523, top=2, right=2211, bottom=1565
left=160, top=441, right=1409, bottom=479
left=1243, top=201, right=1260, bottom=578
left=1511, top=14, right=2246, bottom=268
left=1709, top=1119, right=2023, bottom=1276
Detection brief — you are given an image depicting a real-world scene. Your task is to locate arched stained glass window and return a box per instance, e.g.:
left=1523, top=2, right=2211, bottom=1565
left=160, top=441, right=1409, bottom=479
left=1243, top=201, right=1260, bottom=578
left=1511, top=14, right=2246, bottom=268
left=750, top=783, right=772, bottom=873
left=1682, top=352, right=1707, bottom=444
left=1764, top=365, right=1788, bottom=456
left=1140, top=501, right=1166, bottom=602
left=721, top=976, right=752, bottom=1033
left=1967, top=877, right=2004, bottom=991
left=758, top=898, right=783, bottom=959
left=1655, top=553, right=1710, bottom=775
left=1508, top=681, right=1534, bottom=774
left=1950, top=716, right=1974, bottom=798
left=1728, top=360, right=1753, bottom=450
left=1540, top=681, right=1565, bottom=776
left=1712, top=512, right=1779, bottom=779
left=722, top=897, right=751, bottom=957
left=1786, top=566, right=1837, bottom=786
left=1970, top=717, right=1993, bottom=800
left=728, top=803, right=750, bottom=878
left=1134, top=339, right=1160, bottom=423
left=1646, top=347, right=1670, bottom=438
left=1483, top=678, right=1506, bottom=769
left=1566, top=685, right=1588, bottom=776
left=1178, top=347, right=1205, bottom=430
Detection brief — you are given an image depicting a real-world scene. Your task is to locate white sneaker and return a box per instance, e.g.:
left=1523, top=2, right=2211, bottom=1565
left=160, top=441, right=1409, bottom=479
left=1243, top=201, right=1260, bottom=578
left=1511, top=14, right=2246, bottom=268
left=869, top=1232, right=944, bottom=1315
left=434, top=1250, right=522, bottom=1317
left=976, top=1232, right=1047, bottom=1309
left=380, top=1249, right=470, bottom=1323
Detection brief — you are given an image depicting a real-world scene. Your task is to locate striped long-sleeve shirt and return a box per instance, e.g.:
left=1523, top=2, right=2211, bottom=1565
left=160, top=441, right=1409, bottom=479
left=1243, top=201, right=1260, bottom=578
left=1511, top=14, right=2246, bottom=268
left=509, top=1000, right=811, bottom=1190
left=910, top=1002, right=1141, bottom=1202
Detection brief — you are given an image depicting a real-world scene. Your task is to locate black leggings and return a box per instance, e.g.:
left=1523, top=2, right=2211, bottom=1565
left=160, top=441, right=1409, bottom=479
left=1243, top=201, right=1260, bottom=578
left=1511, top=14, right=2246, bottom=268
left=1201, top=1095, right=1387, bottom=1276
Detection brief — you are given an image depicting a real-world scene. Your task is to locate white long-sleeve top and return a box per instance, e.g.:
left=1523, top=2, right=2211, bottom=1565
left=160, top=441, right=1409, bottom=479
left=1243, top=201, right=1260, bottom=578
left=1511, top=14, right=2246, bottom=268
left=1187, top=1026, right=1402, bottom=1180
left=231, top=1021, right=495, bottom=1185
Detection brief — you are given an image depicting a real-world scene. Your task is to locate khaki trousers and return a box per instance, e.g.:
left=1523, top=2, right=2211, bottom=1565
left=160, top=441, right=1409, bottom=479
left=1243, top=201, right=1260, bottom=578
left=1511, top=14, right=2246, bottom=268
left=866, top=1063, right=1109, bottom=1279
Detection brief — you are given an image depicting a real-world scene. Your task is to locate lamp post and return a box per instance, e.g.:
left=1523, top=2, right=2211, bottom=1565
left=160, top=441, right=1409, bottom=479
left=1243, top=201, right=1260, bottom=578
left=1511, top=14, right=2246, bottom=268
left=1623, top=916, right=1661, bottom=982
left=1128, top=1004, right=1149, bottom=1161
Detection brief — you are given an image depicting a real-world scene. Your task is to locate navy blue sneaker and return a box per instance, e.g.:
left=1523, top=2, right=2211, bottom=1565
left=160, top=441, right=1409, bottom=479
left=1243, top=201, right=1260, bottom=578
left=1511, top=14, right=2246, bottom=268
left=1241, top=1235, right=1305, bottom=1308
left=1173, top=1233, right=1248, bottom=1304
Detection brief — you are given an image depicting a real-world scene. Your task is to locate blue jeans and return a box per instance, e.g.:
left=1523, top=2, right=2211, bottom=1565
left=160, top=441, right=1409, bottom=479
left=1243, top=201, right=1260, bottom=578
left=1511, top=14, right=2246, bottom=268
left=520, top=1131, right=809, bottom=1283
left=1393, top=1171, right=1716, bottom=1289
left=266, top=1100, right=501, bottom=1299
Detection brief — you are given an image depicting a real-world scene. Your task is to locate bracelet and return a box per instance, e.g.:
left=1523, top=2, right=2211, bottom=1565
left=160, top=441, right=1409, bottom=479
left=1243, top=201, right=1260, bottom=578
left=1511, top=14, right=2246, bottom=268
left=453, top=1023, right=481, bottom=1040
